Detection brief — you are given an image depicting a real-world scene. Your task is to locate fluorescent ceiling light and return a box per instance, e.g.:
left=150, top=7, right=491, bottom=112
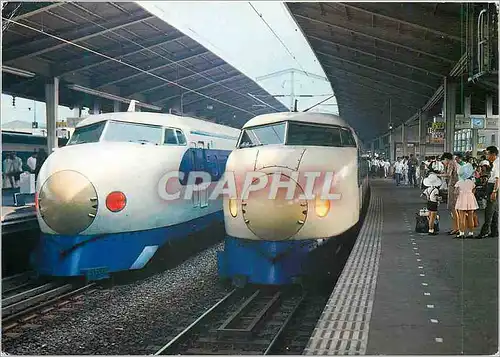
left=67, top=84, right=162, bottom=111
left=2, top=65, right=35, bottom=78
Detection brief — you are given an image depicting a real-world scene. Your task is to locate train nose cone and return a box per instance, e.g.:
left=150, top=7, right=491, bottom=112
left=241, top=173, right=308, bottom=241
left=38, top=170, right=98, bottom=235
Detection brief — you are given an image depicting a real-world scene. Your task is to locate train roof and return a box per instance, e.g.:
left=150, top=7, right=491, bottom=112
left=242, top=112, right=350, bottom=129
left=77, top=112, right=240, bottom=136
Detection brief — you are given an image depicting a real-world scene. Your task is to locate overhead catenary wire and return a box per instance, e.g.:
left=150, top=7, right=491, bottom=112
left=59, top=4, right=282, bottom=112
left=2, top=17, right=263, bottom=116
left=248, top=2, right=310, bottom=78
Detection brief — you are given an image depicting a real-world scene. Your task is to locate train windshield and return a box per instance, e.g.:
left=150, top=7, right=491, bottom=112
left=238, top=122, right=286, bottom=148
left=286, top=122, right=357, bottom=148
left=67, top=121, right=106, bottom=145
left=103, top=121, right=163, bottom=145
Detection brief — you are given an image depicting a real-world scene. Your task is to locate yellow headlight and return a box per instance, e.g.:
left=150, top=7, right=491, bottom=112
left=229, top=198, right=238, bottom=217
left=315, top=197, right=330, bottom=217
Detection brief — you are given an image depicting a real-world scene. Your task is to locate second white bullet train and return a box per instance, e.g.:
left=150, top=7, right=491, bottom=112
left=217, top=111, right=370, bottom=285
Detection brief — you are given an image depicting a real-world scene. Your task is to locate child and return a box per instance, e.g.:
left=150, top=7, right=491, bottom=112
left=421, top=173, right=442, bottom=235
left=454, top=163, right=479, bottom=238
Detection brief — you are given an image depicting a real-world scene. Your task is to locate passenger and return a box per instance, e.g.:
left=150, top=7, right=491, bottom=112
left=394, top=157, right=403, bottom=186
left=378, top=159, right=385, bottom=178
left=27, top=151, right=37, bottom=173
left=419, top=159, right=427, bottom=188
left=402, top=156, right=409, bottom=185
left=3, top=153, right=15, bottom=189
left=383, top=159, right=390, bottom=178
left=421, top=173, right=442, bottom=236
left=10, top=152, right=23, bottom=188
left=439, top=152, right=460, bottom=235
left=408, top=153, right=418, bottom=187
left=454, top=163, right=479, bottom=238
left=34, top=148, right=48, bottom=181
left=476, top=146, right=499, bottom=239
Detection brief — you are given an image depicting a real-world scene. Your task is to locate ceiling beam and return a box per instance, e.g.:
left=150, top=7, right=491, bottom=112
left=317, top=51, right=437, bottom=89
left=340, top=2, right=463, bottom=42
left=94, top=49, right=211, bottom=89
left=153, top=74, right=247, bottom=106
left=293, top=13, right=455, bottom=63
left=4, top=12, right=156, bottom=62
left=335, top=89, right=418, bottom=113
left=55, top=32, right=187, bottom=77
left=329, top=72, right=430, bottom=99
left=309, top=35, right=443, bottom=77
left=333, top=87, right=422, bottom=111
left=10, top=3, right=65, bottom=21
left=124, top=62, right=231, bottom=97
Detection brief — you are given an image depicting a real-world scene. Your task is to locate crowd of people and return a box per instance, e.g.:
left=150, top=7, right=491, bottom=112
left=367, top=146, right=499, bottom=239
left=3, top=149, right=47, bottom=189
left=420, top=147, right=498, bottom=239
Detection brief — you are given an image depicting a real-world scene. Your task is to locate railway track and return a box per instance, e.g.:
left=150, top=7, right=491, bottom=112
left=155, top=287, right=307, bottom=355
left=2, top=272, right=96, bottom=332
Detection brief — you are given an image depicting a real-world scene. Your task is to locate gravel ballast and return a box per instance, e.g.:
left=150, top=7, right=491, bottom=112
left=2, top=243, right=231, bottom=355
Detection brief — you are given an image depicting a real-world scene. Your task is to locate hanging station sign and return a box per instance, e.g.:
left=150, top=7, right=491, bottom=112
left=428, top=121, right=445, bottom=144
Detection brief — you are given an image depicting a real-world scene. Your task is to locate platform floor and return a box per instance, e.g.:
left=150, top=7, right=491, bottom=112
left=2, top=189, right=36, bottom=223
left=305, top=179, right=498, bottom=355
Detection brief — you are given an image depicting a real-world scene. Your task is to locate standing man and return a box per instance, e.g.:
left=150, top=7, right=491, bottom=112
left=394, top=157, right=403, bottom=186
left=476, top=146, right=499, bottom=238
left=27, top=151, right=37, bottom=173
left=408, top=154, right=418, bottom=187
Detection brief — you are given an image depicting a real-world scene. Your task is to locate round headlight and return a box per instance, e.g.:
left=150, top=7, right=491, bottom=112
left=229, top=198, right=238, bottom=217
left=315, top=197, right=330, bottom=218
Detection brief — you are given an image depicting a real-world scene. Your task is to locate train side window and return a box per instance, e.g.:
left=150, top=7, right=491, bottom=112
left=175, top=130, right=187, bottom=145
left=164, top=129, right=178, bottom=145
left=340, top=128, right=357, bottom=147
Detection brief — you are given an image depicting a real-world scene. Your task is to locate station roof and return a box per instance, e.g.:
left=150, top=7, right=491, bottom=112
left=287, top=2, right=494, bottom=140
left=2, top=2, right=288, bottom=128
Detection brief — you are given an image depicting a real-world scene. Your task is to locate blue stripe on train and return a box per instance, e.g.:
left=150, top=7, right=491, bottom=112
left=32, top=210, right=224, bottom=279
left=217, top=236, right=327, bottom=285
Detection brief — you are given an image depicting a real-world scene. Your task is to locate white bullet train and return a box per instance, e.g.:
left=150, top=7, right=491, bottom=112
left=217, top=112, right=370, bottom=285
left=32, top=111, right=239, bottom=280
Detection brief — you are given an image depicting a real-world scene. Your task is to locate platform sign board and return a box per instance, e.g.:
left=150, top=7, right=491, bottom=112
left=455, top=115, right=471, bottom=130
left=485, top=117, right=498, bottom=129
left=471, top=117, right=486, bottom=129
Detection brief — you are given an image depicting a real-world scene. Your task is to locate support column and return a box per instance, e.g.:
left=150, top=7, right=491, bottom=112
left=389, top=131, right=394, bottom=162
left=486, top=95, right=493, bottom=117
left=113, top=100, right=121, bottom=112
left=45, top=77, right=59, bottom=153
left=401, top=124, right=406, bottom=156
left=444, top=77, right=457, bottom=152
left=93, top=101, right=100, bottom=115
left=418, top=111, right=429, bottom=157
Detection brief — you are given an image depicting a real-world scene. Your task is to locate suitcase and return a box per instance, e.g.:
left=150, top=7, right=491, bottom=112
left=415, top=213, right=439, bottom=233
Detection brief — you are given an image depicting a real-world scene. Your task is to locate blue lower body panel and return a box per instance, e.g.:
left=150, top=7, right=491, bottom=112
left=32, top=211, right=223, bottom=279
left=217, top=236, right=337, bottom=285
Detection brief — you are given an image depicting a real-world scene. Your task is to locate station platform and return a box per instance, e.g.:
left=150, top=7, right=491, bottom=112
left=304, top=180, right=498, bottom=355
left=2, top=188, right=38, bottom=234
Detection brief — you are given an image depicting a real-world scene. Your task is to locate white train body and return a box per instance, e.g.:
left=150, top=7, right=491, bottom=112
left=33, top=112, right=239, bottom=279
left=218, top=112, right=370, bottom=285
